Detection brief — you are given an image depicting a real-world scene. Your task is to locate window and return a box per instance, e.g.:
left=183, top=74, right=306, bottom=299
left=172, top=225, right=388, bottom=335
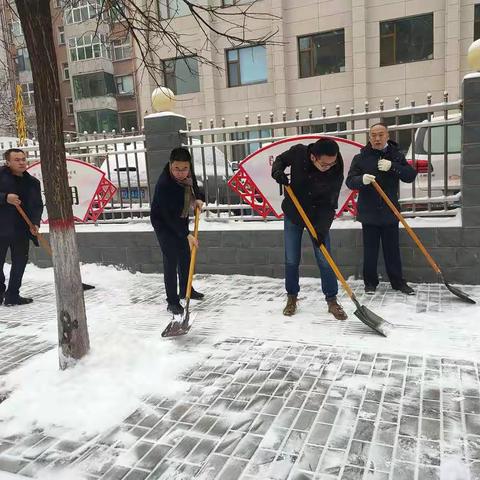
left=66, top=97, right=74, bottom=116
left=21, top=82, right=34, bottom=106
left=119, top=111, right=138, bottom=131
left=16, top=48, right=31, bottom=72
left=382, top=114, right=428, bottom=153
left=77, top=109, right=119, bottom=133
left=73, top=72, right=116, bottom=99
left=112, top=37, right=132, bottom=61
left=116, top=74, right=134, bottom=94
left=163, top=56, right=200, bottom=95
left=423, top=124, right=461, bottom=155
left=475, top=4, right=480, bottom=40
left=65, top=0, right=100, bottom=24
left=69, top=34, right=110, bottom=62
left=11, top=20, right=22, bottom=37
left=380, top=13, right=434, bottom=66
left=222, top=0, right=251, bottom=5
left=58, top=26, right=65, bottom=45
left=55, top=0, right=64, bottom=8
left=159, top=0, right=190, bottom=18
left=298, top=29, right=345, bottom=78
left=226, top=45, right=267, bottom=87
left=62, top=63, right=70, bottom=81
left=231, top=129, right=271, bottom=162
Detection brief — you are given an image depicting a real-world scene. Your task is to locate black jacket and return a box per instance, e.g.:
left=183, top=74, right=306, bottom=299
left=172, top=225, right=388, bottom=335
left=346, top=140, right=417, bottom=225
left=271, top=143, right=344, bottom=242
left=0, top=166, right=43, bottom=242
left=150, top=163, right=204, bottom=238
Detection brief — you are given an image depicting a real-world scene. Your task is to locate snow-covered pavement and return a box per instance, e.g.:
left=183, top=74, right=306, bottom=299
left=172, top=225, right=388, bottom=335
left=0, top=264, right=479, bottom=480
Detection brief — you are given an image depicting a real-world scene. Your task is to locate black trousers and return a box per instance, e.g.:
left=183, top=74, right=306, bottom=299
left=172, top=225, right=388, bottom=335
left=155, top=230, right=190, bottom=305
left=362, top=223, right=404, bottom=289
left=0, top=235, right=30, bottom=299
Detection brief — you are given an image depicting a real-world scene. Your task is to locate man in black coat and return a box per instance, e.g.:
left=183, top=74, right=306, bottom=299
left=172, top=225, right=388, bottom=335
left=271, top=138, right=347, bottom=320
left=346, top=123, right=417, bottom=295
left=0, top=148, right=43, bottom=306
left=150, top=147, right=205, bottom=315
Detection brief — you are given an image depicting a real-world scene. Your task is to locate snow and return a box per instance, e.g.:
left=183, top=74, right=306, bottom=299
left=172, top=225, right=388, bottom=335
left=0, top=263, right=479, bottom=479
left=35, top=210, right=462, bottom=234
left=0, top=265, right=209, bottom=440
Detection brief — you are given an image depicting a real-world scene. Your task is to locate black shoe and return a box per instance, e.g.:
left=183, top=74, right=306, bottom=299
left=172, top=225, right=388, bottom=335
left=167, top=303, right=184, bottom=315
left=4, top=296, right=33, bottom=306
left=180, top=289, right=205, bottom=301
left=365, top=285, right=376, bottom=295
left=0, top=292, right=4, bottom=305
left=393, top=283, right=415, bottom=295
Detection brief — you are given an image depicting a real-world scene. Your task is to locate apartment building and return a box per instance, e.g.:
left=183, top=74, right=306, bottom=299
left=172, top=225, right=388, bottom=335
left=0, top=0, right=140, bottom=135
left=137, top=0, right=480, bottom=146
left=0, top=0, right=478, bottom=138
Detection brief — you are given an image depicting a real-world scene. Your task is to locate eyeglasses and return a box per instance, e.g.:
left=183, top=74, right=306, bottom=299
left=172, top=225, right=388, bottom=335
left=313, top=157, right=337, bottom=169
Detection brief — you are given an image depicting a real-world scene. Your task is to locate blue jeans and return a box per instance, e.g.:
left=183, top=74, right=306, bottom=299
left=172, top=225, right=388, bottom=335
left=284, top=217, right=338, bottom=300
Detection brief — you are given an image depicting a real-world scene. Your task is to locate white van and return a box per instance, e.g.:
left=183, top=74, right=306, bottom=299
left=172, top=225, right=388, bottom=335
left=399, top=114, right=461, bottom=204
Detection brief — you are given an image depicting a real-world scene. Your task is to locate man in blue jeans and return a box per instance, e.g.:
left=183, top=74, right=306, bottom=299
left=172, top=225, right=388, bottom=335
left=271, top=138, right=347, bottom=320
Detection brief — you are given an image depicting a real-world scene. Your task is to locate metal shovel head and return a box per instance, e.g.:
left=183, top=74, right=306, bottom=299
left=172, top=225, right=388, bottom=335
left=354, top=305, right=394, bottom=337
left=82, top=283, right=95, bottom=291
left=444, top=281, right=476, bottom=304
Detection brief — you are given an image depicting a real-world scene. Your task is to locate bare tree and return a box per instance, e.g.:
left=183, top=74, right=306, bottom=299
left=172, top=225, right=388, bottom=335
left=12, top=0, right=276, bottom=369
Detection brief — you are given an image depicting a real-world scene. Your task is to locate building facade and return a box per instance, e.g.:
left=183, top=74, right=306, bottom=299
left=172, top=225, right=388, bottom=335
left=138, top=0, right=479, bottom=130
left=0, top=0, right=478, bottom=137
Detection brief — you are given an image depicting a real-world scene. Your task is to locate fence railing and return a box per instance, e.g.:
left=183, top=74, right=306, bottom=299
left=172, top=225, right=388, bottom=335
left=0, top=93, right=463, bottom=222
left=181, top=93, right=462, bottom=219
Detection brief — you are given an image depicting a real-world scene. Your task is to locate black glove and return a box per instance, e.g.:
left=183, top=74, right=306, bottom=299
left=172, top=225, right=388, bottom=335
left=272, top=170, right=289, bottom=186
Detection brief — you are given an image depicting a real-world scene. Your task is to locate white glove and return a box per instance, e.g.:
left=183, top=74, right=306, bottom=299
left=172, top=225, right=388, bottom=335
left=378, top=159, right=392, bottom=171
left=362, top=174, right=376, bottom=185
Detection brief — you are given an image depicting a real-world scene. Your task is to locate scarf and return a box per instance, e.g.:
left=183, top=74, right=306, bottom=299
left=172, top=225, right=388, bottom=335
left=170, top=164, right=194, bottom=218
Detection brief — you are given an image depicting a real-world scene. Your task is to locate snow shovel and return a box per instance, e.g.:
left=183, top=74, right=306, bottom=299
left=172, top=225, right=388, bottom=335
left=161, top=207, right=200, bottom=337
left=15, top=205, right=95, bottom=291
left=371, top=181, right=476, bottom=305
left=285, top=186, right=392, bottom=337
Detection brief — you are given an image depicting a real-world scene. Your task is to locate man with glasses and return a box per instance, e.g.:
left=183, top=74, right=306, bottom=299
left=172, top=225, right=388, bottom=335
left=271, top=138, right=347, bottom=320
left=0, top=148, right=43, bottom=306
left=346, top=123, right=417, bottom=295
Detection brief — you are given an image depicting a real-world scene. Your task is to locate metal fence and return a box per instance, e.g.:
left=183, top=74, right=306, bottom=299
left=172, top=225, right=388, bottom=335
left=182, top=92, right=462, bottom=219
left=0, top=93, right=463, bottom=222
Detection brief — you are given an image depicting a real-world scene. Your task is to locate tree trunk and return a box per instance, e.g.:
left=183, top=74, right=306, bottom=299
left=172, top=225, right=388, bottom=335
left=15, top=0, right=90, bottom=369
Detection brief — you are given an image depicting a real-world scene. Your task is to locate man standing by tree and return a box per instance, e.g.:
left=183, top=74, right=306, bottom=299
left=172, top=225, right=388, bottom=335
left=0, top=148, right=43, bottom=305
left=346, top=123, right=417, bottom=295
left=271, top=138, right=348, bottom=321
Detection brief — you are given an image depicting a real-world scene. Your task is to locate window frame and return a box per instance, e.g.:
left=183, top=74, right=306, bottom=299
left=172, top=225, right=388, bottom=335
left=21, top=82, right=34, bottom=106
left=58, top=25, right=65, bottom=45
left=162, top=55, right=200, bottom=95
left=62, top=62, right=70, bottom=81
left=115, top=74, right=135, bottom=95
left=475, top=4, right=480, bottom=40
left=379, top=12, right=434, bottom=67
left=297, top=28, right=346, bottom=79
left=226, top=44, right=267, bottom=88
left=65, top=97, right=74, bottom=116
left=69, top=33, right=110, bottom=62
left=112, top=36, right=132, bottom=61
left=64, top=0, right=101, bottom=25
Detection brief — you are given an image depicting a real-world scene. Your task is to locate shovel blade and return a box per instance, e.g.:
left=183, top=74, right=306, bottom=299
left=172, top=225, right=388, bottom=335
left=444, top=282, right=476, bottom=305
left=82, top=283, right=95, bottom=291
left=354, top=305, right=393, bottom=337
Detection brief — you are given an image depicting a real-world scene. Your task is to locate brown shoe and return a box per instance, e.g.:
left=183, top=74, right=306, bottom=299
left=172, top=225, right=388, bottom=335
left=327, top=298, right=348, bottom=320
left=283, top=295, right=297, bottom=316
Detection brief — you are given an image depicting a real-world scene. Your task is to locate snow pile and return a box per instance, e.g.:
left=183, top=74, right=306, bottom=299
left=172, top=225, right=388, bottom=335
left=0, top=272, right=207, bottom=439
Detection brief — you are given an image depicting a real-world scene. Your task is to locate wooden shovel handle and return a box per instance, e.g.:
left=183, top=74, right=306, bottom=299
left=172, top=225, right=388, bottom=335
left=285, top=186, right=354, bottom=300
left=186, top=207, right=200, bottom=299
left=371, top=181, right=441, bottom=274
left=15, top=205, right=53, bottom=257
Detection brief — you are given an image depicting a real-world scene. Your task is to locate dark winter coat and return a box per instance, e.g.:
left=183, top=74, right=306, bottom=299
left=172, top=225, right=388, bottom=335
left=150, top=163, right=205, bottom=239
left=346, top=140, right=417, bottom=226
left=0, top=166, right=43, bottom=243
left=271, top=143, right=344, bottom=242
